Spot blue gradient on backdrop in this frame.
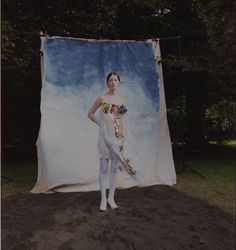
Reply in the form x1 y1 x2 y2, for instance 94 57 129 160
44 38 160 111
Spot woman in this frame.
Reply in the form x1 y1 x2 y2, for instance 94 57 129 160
88 72 144 211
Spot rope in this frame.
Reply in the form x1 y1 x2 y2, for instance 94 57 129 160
11 29 181 56
11 29 181 41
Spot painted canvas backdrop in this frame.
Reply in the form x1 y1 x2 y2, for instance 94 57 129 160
31 37 176 193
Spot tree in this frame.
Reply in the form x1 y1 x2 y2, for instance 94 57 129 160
2 0 235 148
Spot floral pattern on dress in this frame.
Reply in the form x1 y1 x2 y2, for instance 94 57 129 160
100 102 128 139
100 102 127 115
113 114 124 139
123 158 137 175
99 101 140 180
100 103 112 114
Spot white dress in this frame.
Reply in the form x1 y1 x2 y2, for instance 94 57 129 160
96 94 145 184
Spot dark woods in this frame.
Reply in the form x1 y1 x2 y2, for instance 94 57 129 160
2 0 236 154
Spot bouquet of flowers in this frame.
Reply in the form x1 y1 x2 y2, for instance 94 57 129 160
118 105 127 114
100 102 128 115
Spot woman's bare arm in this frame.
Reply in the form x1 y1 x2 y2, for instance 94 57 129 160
87 96 102 125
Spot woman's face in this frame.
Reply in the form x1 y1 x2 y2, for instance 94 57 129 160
107 74 120 90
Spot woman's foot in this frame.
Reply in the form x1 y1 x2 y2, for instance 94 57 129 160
99 199 107 211
107 198 119 209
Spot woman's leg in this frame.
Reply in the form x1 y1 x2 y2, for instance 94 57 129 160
99 158 109 211
108 158 119 209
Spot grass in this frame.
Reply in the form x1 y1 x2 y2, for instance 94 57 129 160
173 144 236 217
1 161 37 198
1 144 235 217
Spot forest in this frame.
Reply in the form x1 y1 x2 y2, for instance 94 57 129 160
2 3 236 246
2 0 236 151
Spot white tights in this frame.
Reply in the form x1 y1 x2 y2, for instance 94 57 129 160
99 158 119 210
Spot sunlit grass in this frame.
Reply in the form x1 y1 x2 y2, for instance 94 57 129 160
208 140 236 146
1 161 37 198
174 150 236 217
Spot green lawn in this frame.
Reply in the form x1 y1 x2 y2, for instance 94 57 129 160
1 161 37 198
173 144 236 217
1 144 235 217
174 161 235 216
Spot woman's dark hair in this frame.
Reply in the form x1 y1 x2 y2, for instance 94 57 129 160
106 72 120 83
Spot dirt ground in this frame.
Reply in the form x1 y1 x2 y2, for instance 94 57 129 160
1 185 235 250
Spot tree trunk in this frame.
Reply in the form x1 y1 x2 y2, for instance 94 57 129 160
185 72 208 148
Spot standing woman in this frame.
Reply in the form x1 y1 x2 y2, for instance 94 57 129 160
88 72 144 211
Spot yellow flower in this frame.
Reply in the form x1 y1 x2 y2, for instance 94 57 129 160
100 102 111 113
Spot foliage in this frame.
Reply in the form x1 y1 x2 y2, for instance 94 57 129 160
195 0 236 103
206 101 236 140
1 21 16 63
1 0 235 147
